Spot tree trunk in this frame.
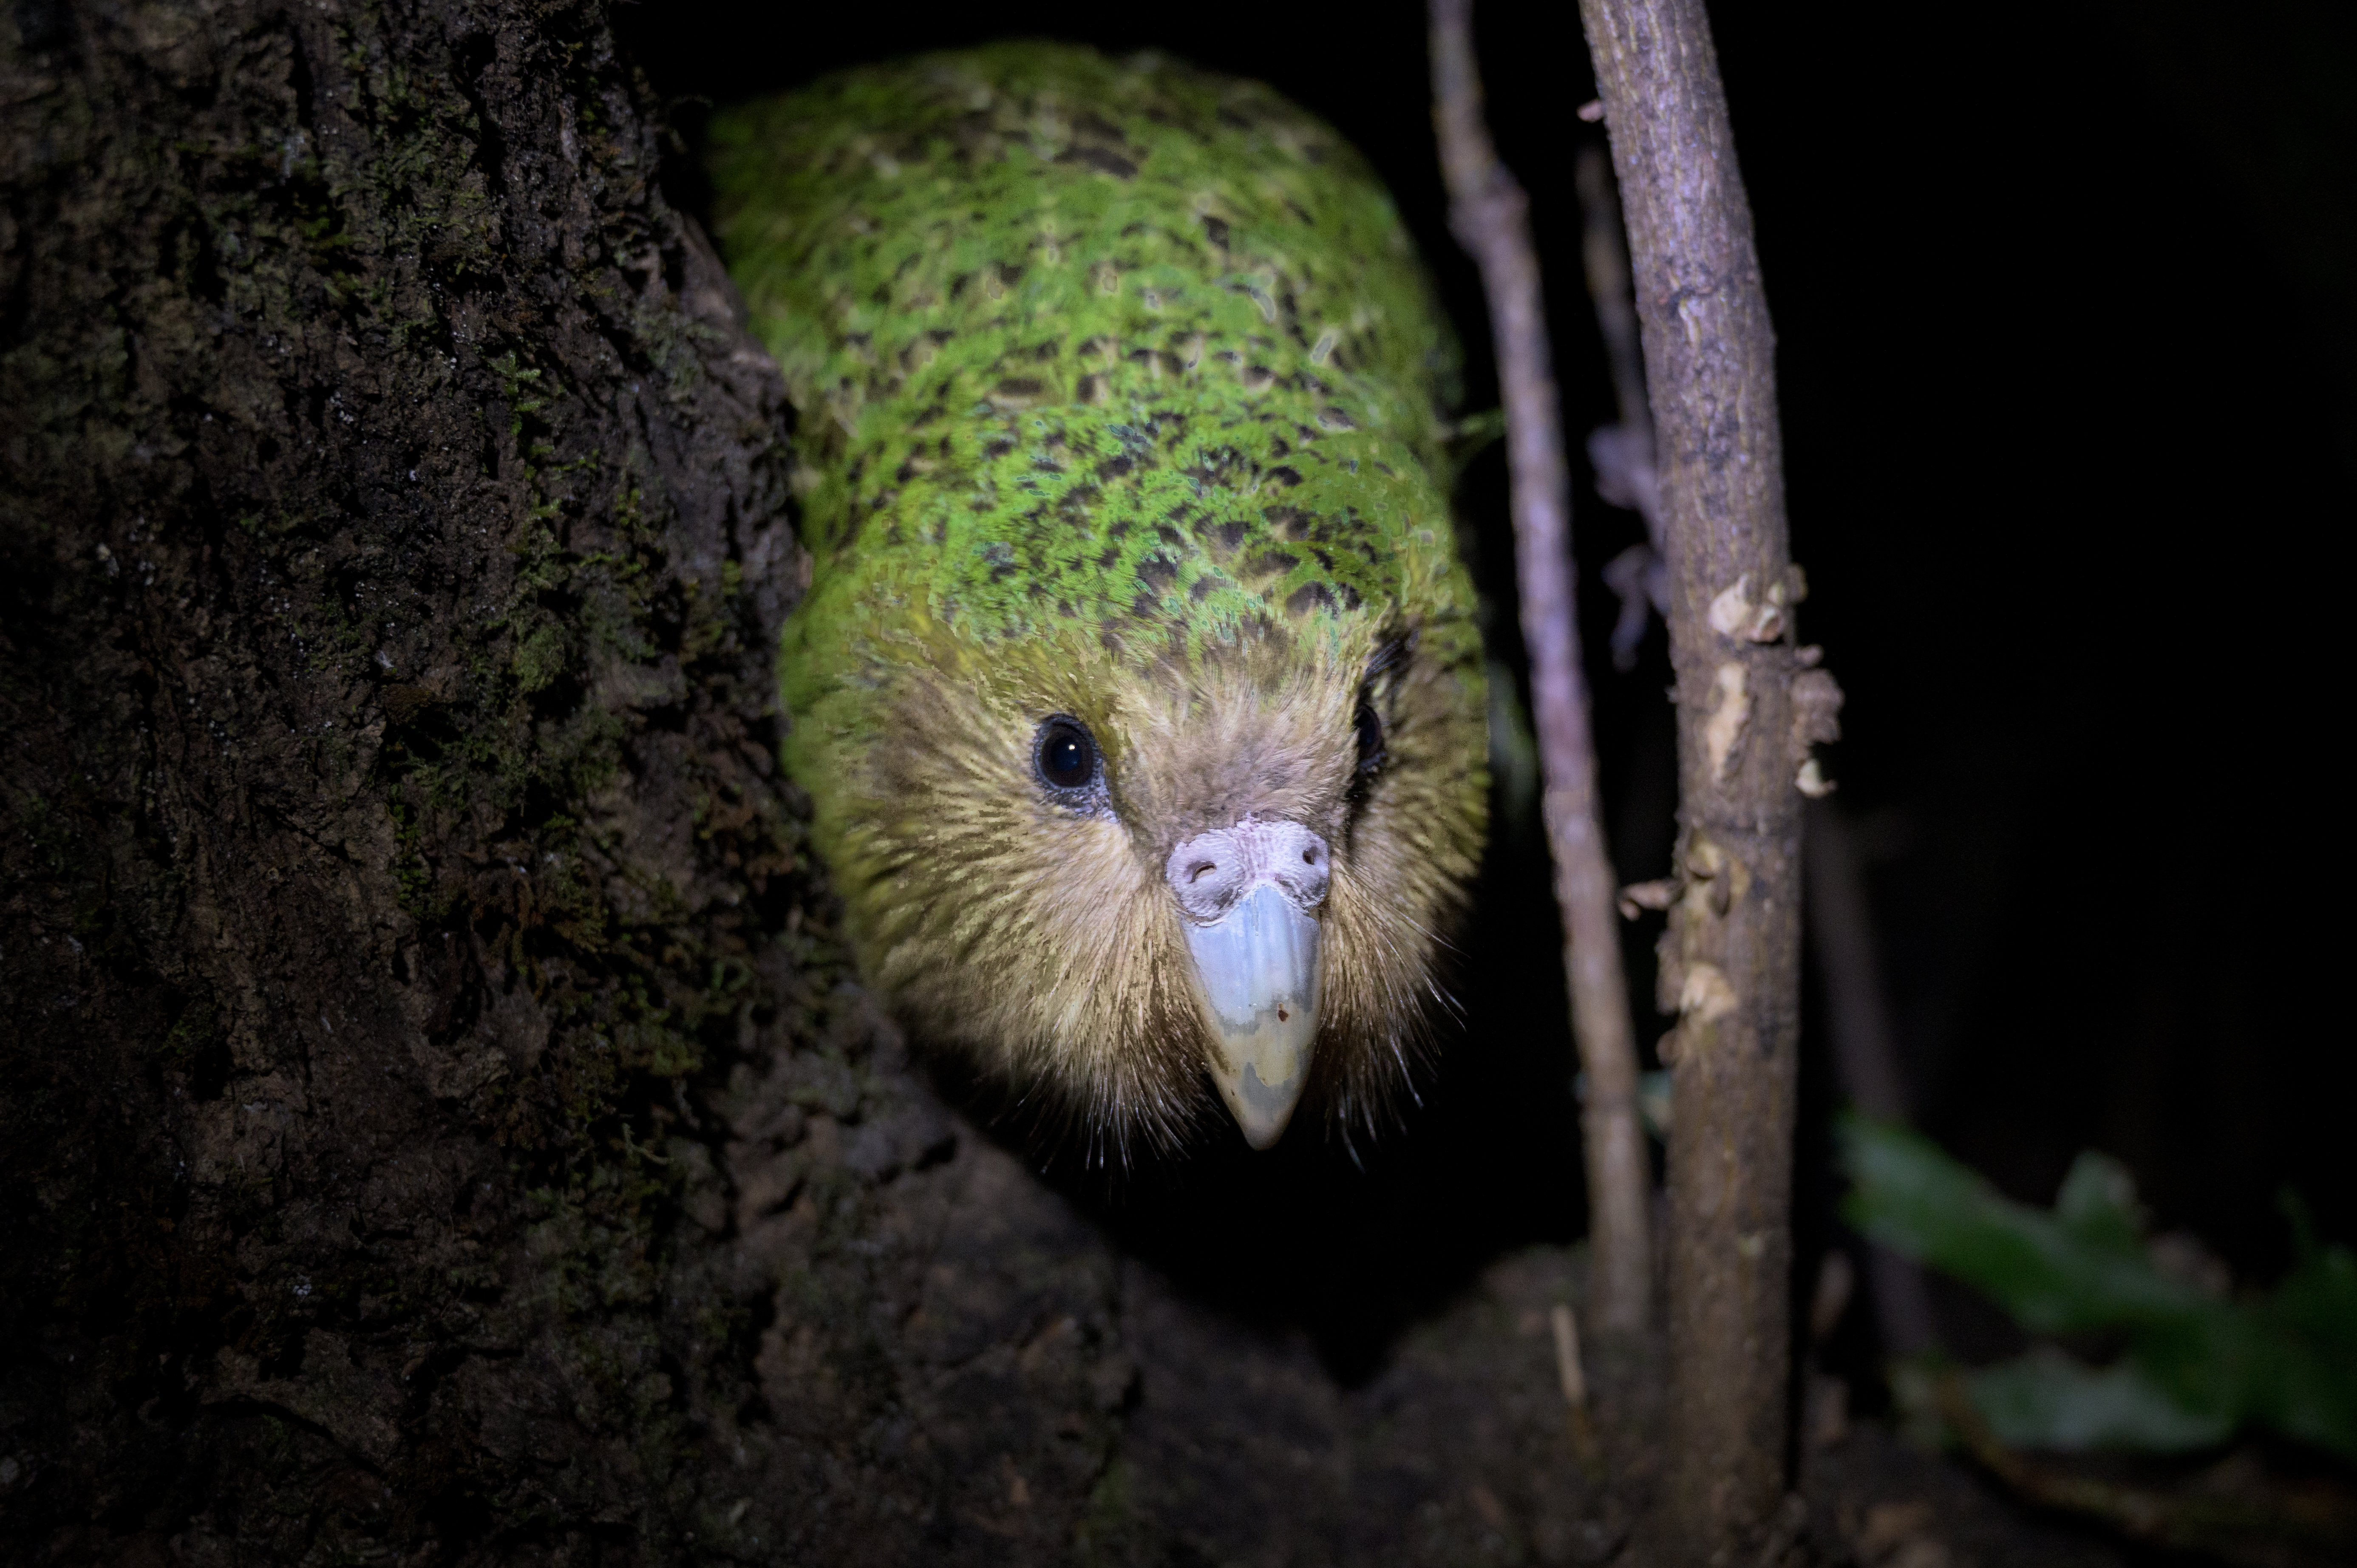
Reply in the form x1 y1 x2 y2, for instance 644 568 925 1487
1578 0 1827 1559
0 3 1132 1559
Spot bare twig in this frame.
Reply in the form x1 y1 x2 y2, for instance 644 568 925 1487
1551 1301 1603 1472
1579 0 1824 1555
1429 0 1652 1337
1575 147 1653 458
1803 800 1938 1356
1550 1302 1589 1409
1802 807 1906 1123
1574 147 1668 671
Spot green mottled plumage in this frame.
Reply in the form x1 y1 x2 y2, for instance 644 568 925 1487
711 44 1487 1155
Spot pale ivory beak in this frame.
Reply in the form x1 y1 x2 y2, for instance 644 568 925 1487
1181 885 1322 1147
1165 820 1331 1149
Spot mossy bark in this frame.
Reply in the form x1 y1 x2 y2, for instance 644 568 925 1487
0 2 1132 1560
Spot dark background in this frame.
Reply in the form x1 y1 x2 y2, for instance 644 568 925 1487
617 0 2354 1368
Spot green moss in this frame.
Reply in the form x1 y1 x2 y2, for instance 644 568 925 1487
513 621 570 694
1070 1457 1149 1565
161 996 219 1062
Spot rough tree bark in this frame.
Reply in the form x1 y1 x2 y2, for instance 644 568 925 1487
1578 0 1837 1559
0 2 1134 1560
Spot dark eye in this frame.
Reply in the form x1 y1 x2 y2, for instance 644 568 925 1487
1354 699 1386 778
1034 716 1099 793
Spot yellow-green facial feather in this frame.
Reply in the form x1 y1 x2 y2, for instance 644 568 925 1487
711 43 1488 1155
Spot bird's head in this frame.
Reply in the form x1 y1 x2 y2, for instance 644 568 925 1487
793 590 1486 1158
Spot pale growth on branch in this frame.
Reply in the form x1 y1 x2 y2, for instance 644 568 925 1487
1703 661 1751 781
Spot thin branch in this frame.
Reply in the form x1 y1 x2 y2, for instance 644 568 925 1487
1573 147 1668 671
1551 1302 1603 1474
1580 0 1825 1555
1574 146 1653 454
1429 0 1652 1337
1804 800 1938 1356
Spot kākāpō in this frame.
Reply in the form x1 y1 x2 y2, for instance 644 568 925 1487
709 42 1488 1160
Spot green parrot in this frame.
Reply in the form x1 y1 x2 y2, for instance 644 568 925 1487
709 43 1487 1158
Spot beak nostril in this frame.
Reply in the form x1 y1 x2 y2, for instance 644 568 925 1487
1166 822 1329 924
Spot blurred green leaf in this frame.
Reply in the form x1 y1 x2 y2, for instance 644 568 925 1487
1840 1113 2357 1461
2054 1152 2146 1257
1971 1346 2232 1451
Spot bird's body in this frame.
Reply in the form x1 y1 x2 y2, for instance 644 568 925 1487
711 44 1487 1158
